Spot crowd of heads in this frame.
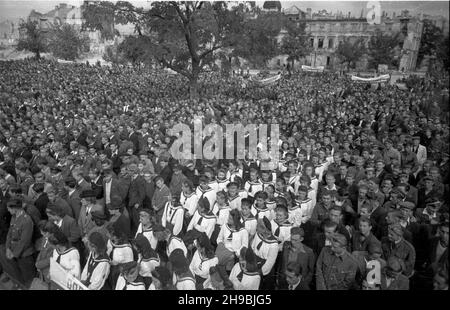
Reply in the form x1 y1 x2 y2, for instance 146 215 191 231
0 58 449 291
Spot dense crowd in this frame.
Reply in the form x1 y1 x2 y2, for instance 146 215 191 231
0 58 448 290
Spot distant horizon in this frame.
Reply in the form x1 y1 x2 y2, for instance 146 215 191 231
0 0 448 23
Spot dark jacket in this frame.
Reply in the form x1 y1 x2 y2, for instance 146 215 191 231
60 215 82 244
6 210 35 258
127 176 146 208
278 242 316 289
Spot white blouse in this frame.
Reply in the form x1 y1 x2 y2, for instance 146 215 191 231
52 247 81 279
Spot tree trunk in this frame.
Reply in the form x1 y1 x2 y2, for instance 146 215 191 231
189 60 200 99
189 77 199 99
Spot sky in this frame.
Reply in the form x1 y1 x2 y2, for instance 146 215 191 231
0 0 448 22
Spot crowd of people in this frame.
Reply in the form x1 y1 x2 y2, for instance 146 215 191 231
0 58 448 290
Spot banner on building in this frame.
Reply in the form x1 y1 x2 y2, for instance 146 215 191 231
49 258 89 290
250 73 282 86
351 74 390 83
301 65 325 72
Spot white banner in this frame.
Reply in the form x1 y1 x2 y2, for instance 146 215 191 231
250 74 282 86
49 258 89 290
301 65 324 72
351 74 390 82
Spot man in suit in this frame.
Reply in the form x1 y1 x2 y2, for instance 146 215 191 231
109 141 122 176
0 178 12 252
127 164 146 235
32 183 49 220
63 177 82 221
282 262 310 290
277 227 315 289
103 168 127 207
126 124 141 154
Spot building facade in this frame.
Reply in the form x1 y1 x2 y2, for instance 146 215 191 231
270 8 428 72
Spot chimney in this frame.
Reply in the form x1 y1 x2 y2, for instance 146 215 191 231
393 12 396 18
348 11 351 18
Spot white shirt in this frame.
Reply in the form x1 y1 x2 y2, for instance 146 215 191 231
173 273 196 290
80 253 110 290
180 192 198 217
251 233 278 276
105 179 112 205
217 225 249 255
115 275 145 290
189 250 218 280
52 247 81 279
187 211 217 238
212 203 231 227
229 263 261 290
106 240 134 266
162 202 184 236
135 224 158 250
167 235 188 258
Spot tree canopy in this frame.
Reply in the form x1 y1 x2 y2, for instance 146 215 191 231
367 30 403 69
48 24 90 61
280 20 311 67
334 37 367 69
17 20 48 59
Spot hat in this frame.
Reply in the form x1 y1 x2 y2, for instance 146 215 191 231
120 261 138 274
80 189 96 199
185 161 195 168
138 207 153 216
399 201 415 210
88 232 107 252
412 135 420 140
138 150 149 156
331 233 347 247
91 210 108 221
389 223 404 237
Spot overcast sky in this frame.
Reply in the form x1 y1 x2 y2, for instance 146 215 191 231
1 0 448 21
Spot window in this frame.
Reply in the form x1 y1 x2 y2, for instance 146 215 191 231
319 23 325 30
310 37 314 47
318 37 324 48
277 59 281 66
328 38 334 49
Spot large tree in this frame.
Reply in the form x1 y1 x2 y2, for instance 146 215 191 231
48 24 90 61
417 19 444 67
367 30 403 69
82 1 250 98
280 20 311 68
16 20 48 59
232 11 284 68
334 37 367 69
